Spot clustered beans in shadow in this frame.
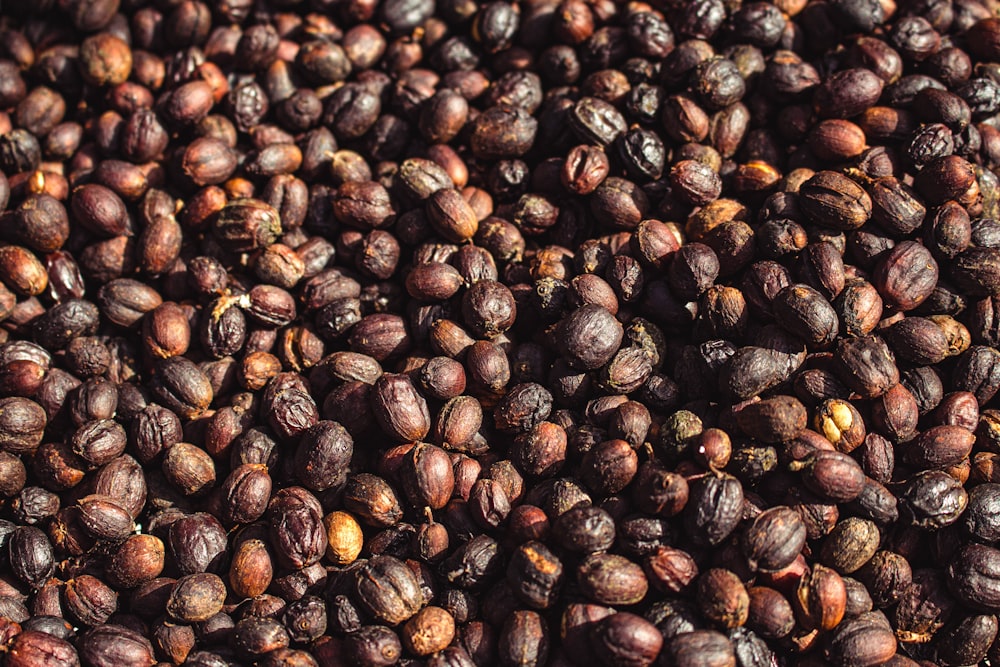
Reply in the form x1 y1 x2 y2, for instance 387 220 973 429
4 1 1000 667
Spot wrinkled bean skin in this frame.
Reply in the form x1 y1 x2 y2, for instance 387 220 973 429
0 1 998 666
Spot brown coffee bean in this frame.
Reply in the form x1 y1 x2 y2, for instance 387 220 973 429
577 553 648 606
506 540 563 609
403 606 456 656
736 395 808 443
0 396 47 454
820 517 881 574
681 473 744 547
798 171 872 230
267 487 327 570
498 610 548 667
494 383 552 433
219 463 271 525
904 424 975 469
791 450 867 503
558 304 624 370
162 442 216 496
935 612 998 666
671 159 722 206
797 241 846 301
469 478 511 529
324 511 364 566
884 317 950 365
401 442 455 510
743 506 807 571
167 573 227 623
809 119 867 161
213 198 282 252
71 184 131 239
813 398 866 453
294 420 353 493
946 543 1000 611
80 33 133 87
662 630 735 667
951 246 1000 297
0 451 25 498
141 302 191 359
406 262 465 301
461 279 516 338
796 563 847 632
232 617 290 659
229 538 273 599
64 574 118 626
747 587 795 639
511 421 567 477
873 241 939 311
371 373 430 442
0 245 47 298
641 546 697 597
814 68 884 119
355 555 423 625
432 395 483 452
900 470 969 529
71 419 126 468
856 550 912 609
5 630 79 667
553 505 615 554
833 335 900 399
470 105 538 160
9 525 54 587
150 357 213 419
427 188 479 243
254 243 306 289
344 473 404 527
107 534 165 589
697 568 749 629
825 612 897 667
593 612 663 667
915 155 977 204
78 624 156 667
562 144 610 195
773 284 840 347
77 494 134 541
343 625 401 666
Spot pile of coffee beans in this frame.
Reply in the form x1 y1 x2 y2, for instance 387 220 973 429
5 0 1000 665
